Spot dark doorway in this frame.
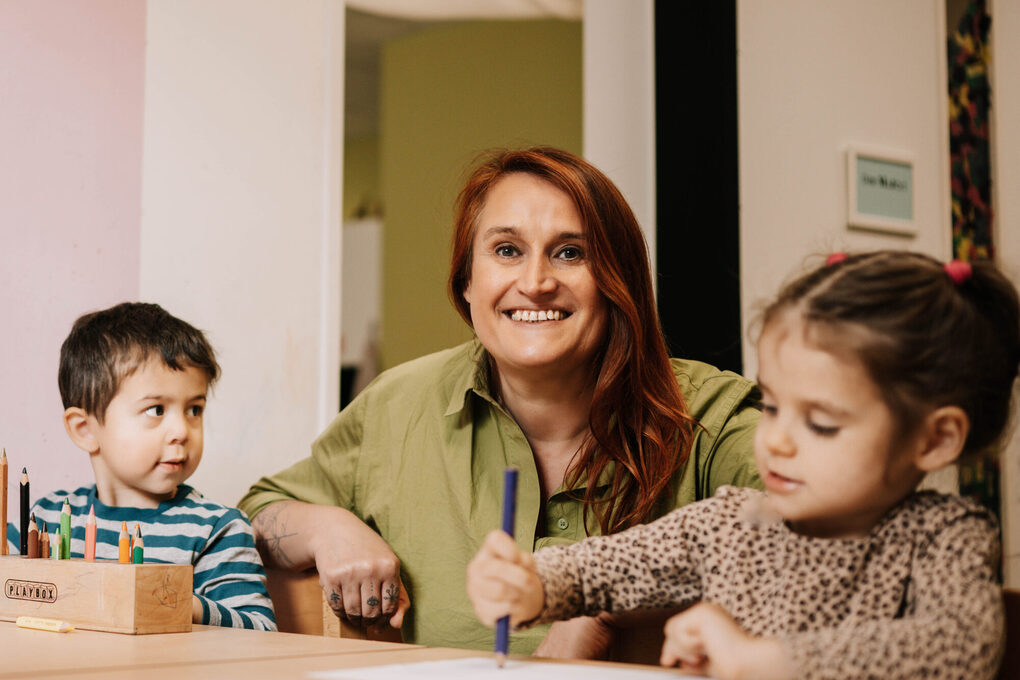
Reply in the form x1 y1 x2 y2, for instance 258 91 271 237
654 1 742 375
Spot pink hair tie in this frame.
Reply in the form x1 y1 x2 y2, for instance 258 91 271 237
825 252 847 266
944 260 973 285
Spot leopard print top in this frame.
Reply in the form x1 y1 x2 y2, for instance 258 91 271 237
532 486 1004 680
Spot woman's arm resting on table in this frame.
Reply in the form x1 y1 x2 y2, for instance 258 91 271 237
250 500 409 630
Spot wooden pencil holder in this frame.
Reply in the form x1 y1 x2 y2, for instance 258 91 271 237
0 556 192 634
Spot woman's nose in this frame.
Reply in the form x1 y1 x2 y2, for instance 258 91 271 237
518 256 557 296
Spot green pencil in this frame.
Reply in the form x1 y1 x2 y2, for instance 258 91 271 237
59 498 71 559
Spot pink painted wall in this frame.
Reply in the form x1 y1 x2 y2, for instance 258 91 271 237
0 1 146 537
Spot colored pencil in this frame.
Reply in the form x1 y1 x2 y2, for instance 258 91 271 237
118 521 130 563
1 448 7 555
59 498 71 559
16 616 75 633
84 504 97 561
495 466 519 668
39 521 49 559
132 524 144 564
49 531 59 560
26 513 39 558
19 468 29 556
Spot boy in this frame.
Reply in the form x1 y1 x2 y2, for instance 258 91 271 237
7 302 275 630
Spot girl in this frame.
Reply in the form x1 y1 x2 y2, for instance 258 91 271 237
467 250 1018 679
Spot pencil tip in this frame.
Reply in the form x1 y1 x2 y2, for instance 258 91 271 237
22 467 27 473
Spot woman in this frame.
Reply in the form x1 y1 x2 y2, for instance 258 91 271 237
238 147 761 655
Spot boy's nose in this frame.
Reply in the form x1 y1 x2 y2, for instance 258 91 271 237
164 414 189 444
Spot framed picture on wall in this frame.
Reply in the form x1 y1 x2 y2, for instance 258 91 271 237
846 145 916 236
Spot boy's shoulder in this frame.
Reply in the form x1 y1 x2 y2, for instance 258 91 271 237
163 485 252 525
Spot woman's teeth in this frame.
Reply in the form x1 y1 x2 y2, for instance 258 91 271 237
509 310 563 322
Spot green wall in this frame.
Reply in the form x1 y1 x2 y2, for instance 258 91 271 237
343 135 381 220
380 20 582 369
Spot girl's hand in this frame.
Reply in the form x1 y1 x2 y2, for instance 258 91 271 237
660 602 794 680
467 529 544 627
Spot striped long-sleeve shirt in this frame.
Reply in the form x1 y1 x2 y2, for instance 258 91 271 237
6 484 276 631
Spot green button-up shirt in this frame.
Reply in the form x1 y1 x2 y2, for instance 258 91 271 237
239 340 761 653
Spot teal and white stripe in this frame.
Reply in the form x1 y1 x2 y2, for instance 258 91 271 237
8 484 275 631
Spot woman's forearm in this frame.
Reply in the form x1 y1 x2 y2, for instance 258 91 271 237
251 500 359 571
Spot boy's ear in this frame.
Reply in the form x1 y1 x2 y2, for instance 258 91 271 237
913 406 969 472
63 407 100 454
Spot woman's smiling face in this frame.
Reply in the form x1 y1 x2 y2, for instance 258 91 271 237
463 172 608 378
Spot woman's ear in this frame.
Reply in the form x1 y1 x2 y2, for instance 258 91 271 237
914 406 970 472
63 407 100 454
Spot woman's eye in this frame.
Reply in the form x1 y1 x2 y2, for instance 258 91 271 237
188 405 204 417
760 403 777 417
145 405 164 417
495 244 519 258
557 246 582 261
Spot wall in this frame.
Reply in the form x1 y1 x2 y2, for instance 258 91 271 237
990 0 1020 587
139 0 343 506
379 20 582 369
738 0 952 381
0 1 146 517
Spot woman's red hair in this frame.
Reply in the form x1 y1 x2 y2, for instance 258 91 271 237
448 147 695 534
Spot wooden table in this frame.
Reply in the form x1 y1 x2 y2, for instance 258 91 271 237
1 621 678 679
1 622 412 679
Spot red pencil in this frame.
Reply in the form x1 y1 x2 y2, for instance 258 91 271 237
84 505 97 561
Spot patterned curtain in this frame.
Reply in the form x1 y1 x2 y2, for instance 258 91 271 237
949 0 999 527
948 0 992 261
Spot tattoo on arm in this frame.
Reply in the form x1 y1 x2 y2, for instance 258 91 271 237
252 503 300 569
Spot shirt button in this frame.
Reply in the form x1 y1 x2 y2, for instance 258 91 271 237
557 518 569 530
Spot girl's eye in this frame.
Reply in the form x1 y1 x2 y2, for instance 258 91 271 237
760 403 777 417
145 405 164 417
808 421 839 437
495 244 519 258
556 246 583 261
188 405 204 417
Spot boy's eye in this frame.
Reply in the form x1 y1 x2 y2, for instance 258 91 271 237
145 405 164 417
188 405 204 417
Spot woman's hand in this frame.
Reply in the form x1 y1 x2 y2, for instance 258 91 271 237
251 500 409 630
467 529 544 627
661 602 793 680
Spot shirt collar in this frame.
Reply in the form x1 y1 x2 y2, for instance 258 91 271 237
444 338 495 416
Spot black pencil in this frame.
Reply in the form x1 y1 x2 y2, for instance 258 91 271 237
19 468 29 556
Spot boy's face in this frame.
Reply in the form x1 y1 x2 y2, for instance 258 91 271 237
83 358 208 508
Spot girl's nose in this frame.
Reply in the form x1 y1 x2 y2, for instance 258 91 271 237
762 419 795 457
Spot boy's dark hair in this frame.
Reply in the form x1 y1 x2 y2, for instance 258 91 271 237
762 250 1020 457
58 302 220 422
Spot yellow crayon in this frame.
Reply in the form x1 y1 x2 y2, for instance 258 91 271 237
16 616 75 633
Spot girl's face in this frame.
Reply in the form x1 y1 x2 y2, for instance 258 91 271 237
462 173 608 380
753 314 926 538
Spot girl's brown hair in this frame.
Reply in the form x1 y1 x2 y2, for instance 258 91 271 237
762 251 1020 455
449 147 695 533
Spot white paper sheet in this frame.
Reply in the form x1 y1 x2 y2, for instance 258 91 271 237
308 656 700 679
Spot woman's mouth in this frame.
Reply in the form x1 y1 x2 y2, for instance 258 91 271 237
506 309 569 322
